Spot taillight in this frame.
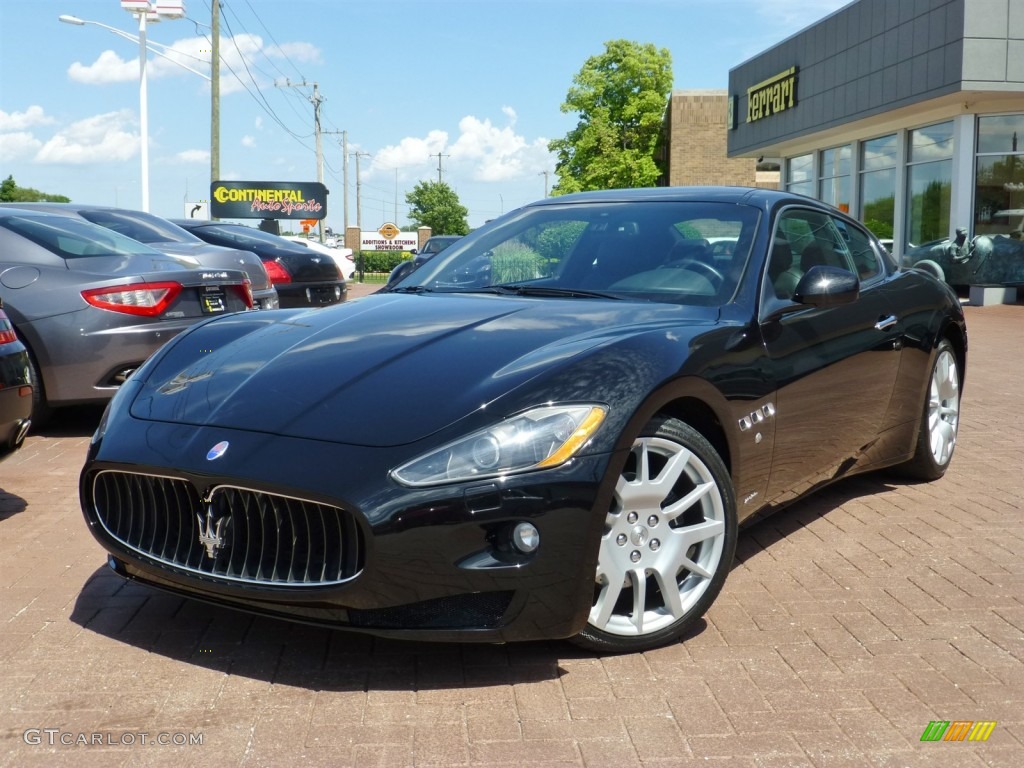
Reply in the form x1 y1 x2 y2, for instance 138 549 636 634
235 279 254 309
262 260 292 285
81 281 182 316
0 309 17 344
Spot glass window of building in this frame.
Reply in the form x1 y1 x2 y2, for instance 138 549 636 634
859 134 897 242
818 145 852 213
906 122 953 249
975 114 1024 239
786 154 814 197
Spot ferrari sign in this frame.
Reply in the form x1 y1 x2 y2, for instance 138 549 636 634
210 181 327 220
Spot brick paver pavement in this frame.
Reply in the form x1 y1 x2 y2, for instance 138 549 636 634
1 289 1022 767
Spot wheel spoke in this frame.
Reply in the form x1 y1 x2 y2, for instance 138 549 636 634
662 479 716 522
629 569 647 633
653 567 685 620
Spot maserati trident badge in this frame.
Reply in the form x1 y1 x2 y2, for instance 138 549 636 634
197 506 230 559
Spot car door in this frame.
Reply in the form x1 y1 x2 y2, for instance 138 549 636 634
757 206 903 506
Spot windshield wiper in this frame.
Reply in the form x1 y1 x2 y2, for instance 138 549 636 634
388 285 434 294
487 284 621 300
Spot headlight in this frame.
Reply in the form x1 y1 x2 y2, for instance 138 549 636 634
391 404 606 487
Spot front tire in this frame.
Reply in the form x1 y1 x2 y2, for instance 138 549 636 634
894 339 961 480
572 416 737 653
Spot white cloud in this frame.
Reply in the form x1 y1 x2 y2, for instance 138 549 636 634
450 115 552 182
0 132 43 163
369 112 554 185
175 148 209 163
68 49 137 84
0 106 55 131
241 135 256 148
371 131 449 177
35 110 139 164
267 41 322 64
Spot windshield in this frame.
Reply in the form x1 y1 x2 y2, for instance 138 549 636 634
394 200 760 306
80 209 201 245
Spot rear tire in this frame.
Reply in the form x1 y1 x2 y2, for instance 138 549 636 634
23 345 51 431
572 416 737 653
894 339 960 480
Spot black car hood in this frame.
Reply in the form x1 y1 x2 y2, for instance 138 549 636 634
129 293 718 447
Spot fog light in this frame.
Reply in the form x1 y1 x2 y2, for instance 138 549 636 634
511 522 539 554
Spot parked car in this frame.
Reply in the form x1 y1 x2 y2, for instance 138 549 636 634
279 234 357 279
172 220 347 308
0 296 32 458
0 208 253 426
80 187 966 653
905 227 1024 288
2 204 279 310
387 234 463 285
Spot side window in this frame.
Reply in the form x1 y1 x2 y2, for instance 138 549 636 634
831 217 883 281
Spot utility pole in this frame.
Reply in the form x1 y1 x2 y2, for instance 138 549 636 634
540 170 550 198
434 151 450 183
351 151 370 230
210 0 220 200
277 79 324 238
323 129 347 233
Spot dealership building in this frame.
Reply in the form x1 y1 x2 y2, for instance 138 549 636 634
709 0 1024 266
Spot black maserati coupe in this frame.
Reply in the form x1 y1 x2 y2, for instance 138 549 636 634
79 187 966 653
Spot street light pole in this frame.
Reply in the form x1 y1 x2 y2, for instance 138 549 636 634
59 2 188 212
137 10 150 211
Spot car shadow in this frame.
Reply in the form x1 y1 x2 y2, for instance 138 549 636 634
0 488 27 521
32 405 105 439
65 471 898 691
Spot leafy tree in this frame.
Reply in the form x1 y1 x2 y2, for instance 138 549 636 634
549 40 673 195
0 175 71 203
405 181 470 235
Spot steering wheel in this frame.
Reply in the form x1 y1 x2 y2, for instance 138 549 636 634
670 259 725 287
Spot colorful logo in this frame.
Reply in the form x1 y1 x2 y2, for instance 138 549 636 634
920 721 996 742
206 441 229 460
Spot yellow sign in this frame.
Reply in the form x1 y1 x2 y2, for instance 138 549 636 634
747 67 797 123
378 222 400 239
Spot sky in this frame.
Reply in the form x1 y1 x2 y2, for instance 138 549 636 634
0 0 852 231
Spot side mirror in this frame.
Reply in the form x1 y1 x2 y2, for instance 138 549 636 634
793 265 859 307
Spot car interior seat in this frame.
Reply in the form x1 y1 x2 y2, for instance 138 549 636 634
769 237 802 300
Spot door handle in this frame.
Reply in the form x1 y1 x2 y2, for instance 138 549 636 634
874 315 898 331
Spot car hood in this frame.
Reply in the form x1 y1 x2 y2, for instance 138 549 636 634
149 241 272 292
129 293 718 447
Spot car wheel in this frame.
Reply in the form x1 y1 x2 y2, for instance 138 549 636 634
20 341 51 431
573 416 737 653
894 339 961 480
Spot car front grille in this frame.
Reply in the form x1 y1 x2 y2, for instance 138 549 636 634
89 470 363 586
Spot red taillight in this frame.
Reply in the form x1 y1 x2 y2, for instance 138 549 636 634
0 309 16 344
236 279 254 309
262 259 292 285
81 281 182 317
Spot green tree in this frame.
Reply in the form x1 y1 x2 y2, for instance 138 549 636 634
0 175 71 203
548 40 673 195
405 181 470 235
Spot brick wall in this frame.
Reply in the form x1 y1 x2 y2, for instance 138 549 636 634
665 91 777 188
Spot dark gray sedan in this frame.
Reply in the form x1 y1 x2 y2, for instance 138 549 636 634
2 204 279 310
0 208 253 426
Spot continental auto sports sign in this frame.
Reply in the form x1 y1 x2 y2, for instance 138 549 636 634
210 181 327 219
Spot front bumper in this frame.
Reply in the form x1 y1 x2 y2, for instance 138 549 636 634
80 421 613 643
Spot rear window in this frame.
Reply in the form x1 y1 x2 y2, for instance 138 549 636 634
0 214 160 259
